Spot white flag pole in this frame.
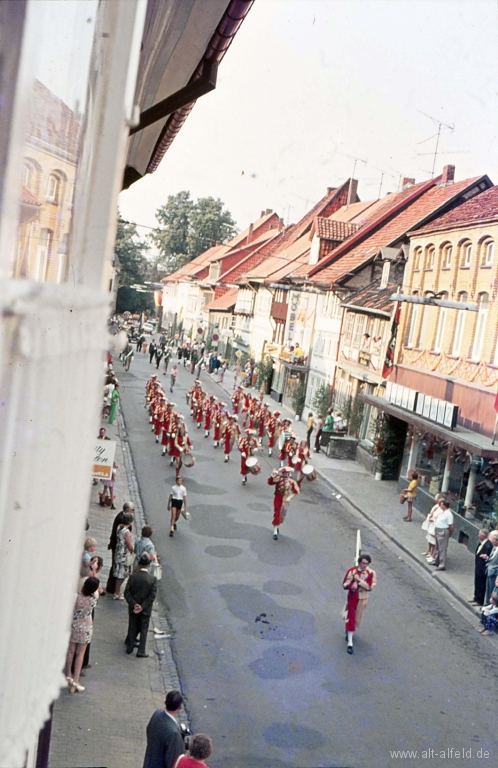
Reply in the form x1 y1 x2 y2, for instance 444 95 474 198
355 530 362 565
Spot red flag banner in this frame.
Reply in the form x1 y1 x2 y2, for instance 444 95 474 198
382 302 401 379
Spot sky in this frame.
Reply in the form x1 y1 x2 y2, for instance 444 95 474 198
118 0 498 243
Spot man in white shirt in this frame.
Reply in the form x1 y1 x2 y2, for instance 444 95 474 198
433 500 454 572
168 477 188 537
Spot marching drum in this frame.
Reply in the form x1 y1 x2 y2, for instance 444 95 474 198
246 456 262 475
302 464 317 482
183 453 196 468
291 454 300 465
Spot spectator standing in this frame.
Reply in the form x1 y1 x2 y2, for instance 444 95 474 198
173 735 212 768
483 530 498 602
314 414 324 453
163 348 171 375
106 501 135 594
149 340 157 364
470 529 494 606
143 690 185 768
124 554 157 657
65 577 100 693
155 346 164 370
432 500 454 572
402 472 419 522
113 512 134 599
108 383 120 424
134 525 158 570
306 412 314 449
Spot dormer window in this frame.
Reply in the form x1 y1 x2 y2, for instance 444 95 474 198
380 261 390 289
208 262 220 281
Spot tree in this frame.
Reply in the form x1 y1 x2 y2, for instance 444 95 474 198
312 383 331 417
114 215 154 314
150 191 237 273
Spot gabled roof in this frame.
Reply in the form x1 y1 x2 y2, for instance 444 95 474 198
413 183 498 235
301 175 490 287
219 228 286 283
242 180 356 283
161 210 281 284
203 287 238 311
315 218 360 240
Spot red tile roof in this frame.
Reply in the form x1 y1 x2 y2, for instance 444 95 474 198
219 228 286 283
413 182 497 235
21 185 41 206
315 218 360 240
203 287 238 311
301 176 487 287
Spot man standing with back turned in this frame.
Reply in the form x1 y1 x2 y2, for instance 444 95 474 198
143 690 184 768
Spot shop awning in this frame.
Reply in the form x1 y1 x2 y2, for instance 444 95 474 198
359 393 498 458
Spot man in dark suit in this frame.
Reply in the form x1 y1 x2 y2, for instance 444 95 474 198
106 501 135 594
143 690 184 768
484 530 498 603
470 529 494 606
124 554 157 657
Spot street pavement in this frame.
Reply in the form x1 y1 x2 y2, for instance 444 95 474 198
49 351 498 768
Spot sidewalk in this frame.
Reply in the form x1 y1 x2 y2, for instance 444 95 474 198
208 366 485 619
48 413 187 768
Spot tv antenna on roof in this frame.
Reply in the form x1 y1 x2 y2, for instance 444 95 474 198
345 154 367 179
417 112 454 179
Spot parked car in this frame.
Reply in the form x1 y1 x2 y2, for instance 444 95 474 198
142 322 154 333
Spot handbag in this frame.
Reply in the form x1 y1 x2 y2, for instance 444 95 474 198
421 518 429 531
399 492 407 505
125 551 135 567
150 561 163 581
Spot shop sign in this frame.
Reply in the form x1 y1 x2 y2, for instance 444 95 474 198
92 440 116 479
358 350 371 367
385 382 458 430
287 292 300 343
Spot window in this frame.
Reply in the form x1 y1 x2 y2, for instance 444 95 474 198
452 292 467 356
412 247 422 270
471 293 489 361
406 304 419 348
461 242 472 268
352 314 366 348
433 303 447 353
46 174 59 203
482 240 494 267
441 243 453 269
343 313 355 345
380 261 390 289
22 164 32 189
425 245 435 270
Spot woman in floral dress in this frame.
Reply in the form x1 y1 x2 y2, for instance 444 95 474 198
112 512 134 599
65 577 100 692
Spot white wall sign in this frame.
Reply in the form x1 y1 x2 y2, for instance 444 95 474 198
92 440 116 479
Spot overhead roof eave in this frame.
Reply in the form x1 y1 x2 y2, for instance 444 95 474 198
124 0 254 188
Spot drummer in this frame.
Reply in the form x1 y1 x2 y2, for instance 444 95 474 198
293 439 311 487
222 415 241 463
238 429 258 486
267 466 300 540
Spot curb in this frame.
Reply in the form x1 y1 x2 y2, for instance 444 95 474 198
117 406 191 731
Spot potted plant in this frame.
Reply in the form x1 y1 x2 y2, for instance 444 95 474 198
291 379 307 420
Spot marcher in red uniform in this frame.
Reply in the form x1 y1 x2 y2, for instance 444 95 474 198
293 440 311 486
203 395 216 438
342 554 376 654
257 403 268 444
213 403 223 448
195 393 205 429
266 410 280 457
173 422 193 479
153 395 166 443
161 402 175 457
231 386 242 415
222 416 240 462
238 429 257 485
267 467 300 540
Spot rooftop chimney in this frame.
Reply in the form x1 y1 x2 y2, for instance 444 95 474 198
401 177 415 189
260 210 265 218
265 208 273 215
346 178 358 207
278 218 284 232
441 165 455 184
327 186 335 194
246 223 253 244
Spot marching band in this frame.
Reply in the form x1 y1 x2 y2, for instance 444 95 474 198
144 377 316 539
